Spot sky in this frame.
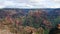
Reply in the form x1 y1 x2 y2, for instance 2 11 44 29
0 0 60 8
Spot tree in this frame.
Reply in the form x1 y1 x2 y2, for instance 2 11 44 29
53 16 60 27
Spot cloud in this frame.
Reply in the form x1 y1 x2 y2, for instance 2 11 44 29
0 0 60 8
0 0 35 8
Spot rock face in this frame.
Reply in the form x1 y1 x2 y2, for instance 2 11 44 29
0 29 14 34
0 25 15 34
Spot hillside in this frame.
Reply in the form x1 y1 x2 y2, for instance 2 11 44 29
0 8 60 34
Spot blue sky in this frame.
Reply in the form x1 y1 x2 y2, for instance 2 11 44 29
0 0 60 8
